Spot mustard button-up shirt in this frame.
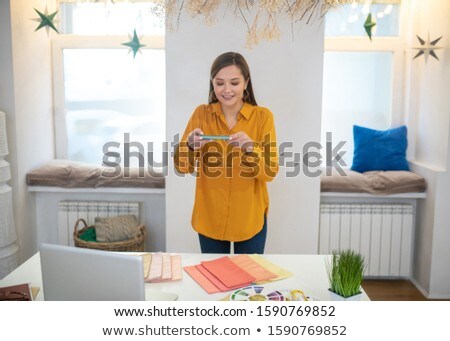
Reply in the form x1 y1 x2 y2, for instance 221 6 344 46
175 102 279 242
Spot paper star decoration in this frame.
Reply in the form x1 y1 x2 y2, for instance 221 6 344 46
364 13 376 41
122 30 146 58
412 34 443 62
32 7 59 35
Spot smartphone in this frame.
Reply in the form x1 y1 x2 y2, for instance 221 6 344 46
200 135 231 140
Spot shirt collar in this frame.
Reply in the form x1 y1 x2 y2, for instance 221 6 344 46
212 102 254 120
240 102 254 120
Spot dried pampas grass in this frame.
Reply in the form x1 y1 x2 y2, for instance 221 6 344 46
150 0 354 48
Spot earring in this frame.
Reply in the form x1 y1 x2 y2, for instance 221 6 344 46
243 89 249 101
210 90 218 102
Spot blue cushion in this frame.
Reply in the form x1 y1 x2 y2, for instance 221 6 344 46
351 125 410 173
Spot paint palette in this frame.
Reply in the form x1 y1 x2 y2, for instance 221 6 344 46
229 286 317 301
230 286 285 301
279 289 316 301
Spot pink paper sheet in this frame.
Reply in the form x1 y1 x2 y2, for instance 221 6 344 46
150 253 181 283
170 255 182 281
146 252 163 282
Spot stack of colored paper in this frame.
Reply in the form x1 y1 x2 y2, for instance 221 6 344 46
142 253 182 283
184 254 292 294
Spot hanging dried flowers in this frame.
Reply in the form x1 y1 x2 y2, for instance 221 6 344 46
149 0 355 49
64 0 357 48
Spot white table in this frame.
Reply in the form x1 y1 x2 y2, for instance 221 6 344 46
0 252 370 301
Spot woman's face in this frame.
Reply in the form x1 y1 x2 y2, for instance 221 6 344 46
212 65 248 110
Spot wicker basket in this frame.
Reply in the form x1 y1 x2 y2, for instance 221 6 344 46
73 218 146 252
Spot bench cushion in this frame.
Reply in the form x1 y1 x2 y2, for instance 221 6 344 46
26 159 165 188
321 168 426 195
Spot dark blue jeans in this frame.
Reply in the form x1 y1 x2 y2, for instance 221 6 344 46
198 216 267 254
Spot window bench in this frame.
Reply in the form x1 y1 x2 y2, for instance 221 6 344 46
319 169 426 279
27 160 166 252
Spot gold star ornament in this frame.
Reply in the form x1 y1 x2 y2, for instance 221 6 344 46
412 33 443 62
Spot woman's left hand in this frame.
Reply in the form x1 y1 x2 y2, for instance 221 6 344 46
228 131 254 153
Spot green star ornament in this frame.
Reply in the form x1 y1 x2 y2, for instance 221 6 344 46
122 30 146 58
364 13 376 41
33 7 59 35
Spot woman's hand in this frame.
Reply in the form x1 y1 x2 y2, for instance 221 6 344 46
229 131 254 153
187 128 207 150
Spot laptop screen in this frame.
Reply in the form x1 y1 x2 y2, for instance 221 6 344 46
40 243 145 301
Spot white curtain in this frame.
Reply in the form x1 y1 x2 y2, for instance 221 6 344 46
0 111 19 279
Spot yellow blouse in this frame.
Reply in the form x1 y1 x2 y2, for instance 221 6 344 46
174 102 279 242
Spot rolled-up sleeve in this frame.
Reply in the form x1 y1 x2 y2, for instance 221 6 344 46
173 106 203 174
241 109 279 182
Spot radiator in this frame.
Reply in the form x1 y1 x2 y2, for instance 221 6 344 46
58 201 140 246
319 203 414 277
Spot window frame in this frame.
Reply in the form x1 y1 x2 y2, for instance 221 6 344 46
322 2 408 166
323 36 405 127
51 35 165 160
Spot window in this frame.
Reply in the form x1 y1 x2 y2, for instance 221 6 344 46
325 2 400 37
321 1 403 167
53 1 165 166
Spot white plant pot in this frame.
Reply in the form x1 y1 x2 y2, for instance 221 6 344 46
327 289 363 301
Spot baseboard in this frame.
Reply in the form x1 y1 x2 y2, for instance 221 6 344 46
410 277 450 299
409 277 430 298
363 276 410 280
410 277 450 300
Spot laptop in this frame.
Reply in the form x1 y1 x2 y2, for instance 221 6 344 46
40 243 177 301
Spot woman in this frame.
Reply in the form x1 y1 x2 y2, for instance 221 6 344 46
175 52 278 254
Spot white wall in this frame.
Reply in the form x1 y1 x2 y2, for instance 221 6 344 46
406 0 450 298
408 2 450 169
5 0 56 262
166 7 324 253
431 138 450 297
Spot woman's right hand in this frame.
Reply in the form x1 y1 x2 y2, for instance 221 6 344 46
187 128 207 150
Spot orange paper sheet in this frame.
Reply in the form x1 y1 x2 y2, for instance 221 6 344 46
200 256 255 288
183 266 221 294
196 265 243 292
230 254 277 282
249 254 293 283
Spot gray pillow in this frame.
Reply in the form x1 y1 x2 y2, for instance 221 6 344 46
94 214 139 242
